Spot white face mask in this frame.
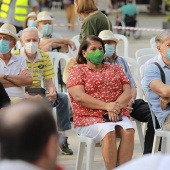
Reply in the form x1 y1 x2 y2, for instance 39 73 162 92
25 42 38 54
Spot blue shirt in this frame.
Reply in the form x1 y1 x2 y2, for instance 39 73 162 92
120 3 137 19
106 56 137 88
142 57 170 126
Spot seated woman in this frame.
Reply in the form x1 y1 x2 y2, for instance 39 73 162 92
66 35 134 169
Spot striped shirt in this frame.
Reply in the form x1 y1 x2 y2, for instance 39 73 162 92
106 56 137 88
13 48 55 88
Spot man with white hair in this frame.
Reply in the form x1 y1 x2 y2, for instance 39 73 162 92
0 23 32 103
36 11 76 53
13 27 73 155
143 30 170 130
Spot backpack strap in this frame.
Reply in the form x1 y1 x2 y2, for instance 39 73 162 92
154 62 165 84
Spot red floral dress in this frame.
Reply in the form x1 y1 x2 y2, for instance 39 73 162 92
67 63 130 128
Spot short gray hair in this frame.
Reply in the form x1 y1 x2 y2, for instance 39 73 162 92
21 27 39 38
155 30 170 46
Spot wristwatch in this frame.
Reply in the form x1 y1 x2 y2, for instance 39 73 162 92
4 74 9 79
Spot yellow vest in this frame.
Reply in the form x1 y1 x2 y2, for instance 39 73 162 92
0 0 28 22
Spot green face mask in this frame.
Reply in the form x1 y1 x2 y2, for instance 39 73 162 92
86 50 104 65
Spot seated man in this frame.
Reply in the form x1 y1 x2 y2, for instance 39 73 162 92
36 11 76 52
13 27 73 155
0 100 64 170
0 23 32 103
143 30 170 130
98 30 155 154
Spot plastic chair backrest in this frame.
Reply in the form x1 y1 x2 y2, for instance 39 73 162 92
46 52 70 91
135 48 159 60
68 35 80 58
141 78 157 130
150 37 157 48
114 34 129 58
137 54 155 67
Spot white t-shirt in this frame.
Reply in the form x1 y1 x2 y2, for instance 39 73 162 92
0 55 28 98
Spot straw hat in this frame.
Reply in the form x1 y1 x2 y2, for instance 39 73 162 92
26 12 37 19
36 11 54 23
98 30 119 43
0 23 18 40
63 57 77 84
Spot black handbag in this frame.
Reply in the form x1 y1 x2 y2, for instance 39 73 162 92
25 87 46 97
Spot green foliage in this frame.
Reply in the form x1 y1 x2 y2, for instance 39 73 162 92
165 0 170 6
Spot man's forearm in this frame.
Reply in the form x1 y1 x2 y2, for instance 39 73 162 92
5 74 32 86
0 75 16 87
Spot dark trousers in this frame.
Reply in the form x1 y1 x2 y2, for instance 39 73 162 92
130 99 160 154
0 82 10 109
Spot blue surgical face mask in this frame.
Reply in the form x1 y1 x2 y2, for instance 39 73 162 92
104 44 115 58
166 49 170 60
42 24 53 36
0 40 10 54
27 20 36 27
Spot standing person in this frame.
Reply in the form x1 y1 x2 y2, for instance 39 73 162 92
98 30 157 154
0 82 10 109
95 0 113 16
67 35 134 169
0 0 38 33
0 100 64 170
63 0 76 31
74 0 113 43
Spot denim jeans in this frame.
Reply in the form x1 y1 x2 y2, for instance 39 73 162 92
56 92 71 131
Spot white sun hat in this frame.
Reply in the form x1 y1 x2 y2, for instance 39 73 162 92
36 11 54 23
98 30 119 43
0 23 18 40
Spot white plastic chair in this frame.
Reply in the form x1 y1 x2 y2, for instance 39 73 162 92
135 48 159 60
137 54 155 68
141 81 170 154
46 52 70 92
150 37 157 48
68 35 80 58
76 118 145 170
76 136 105 170
114 34 129 58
